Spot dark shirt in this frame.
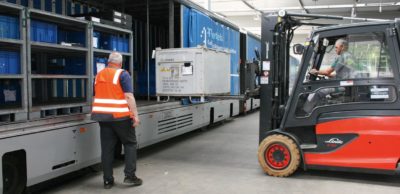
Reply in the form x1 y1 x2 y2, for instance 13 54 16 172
120 71 133 93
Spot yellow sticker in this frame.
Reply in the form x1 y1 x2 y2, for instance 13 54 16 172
160 67 171 72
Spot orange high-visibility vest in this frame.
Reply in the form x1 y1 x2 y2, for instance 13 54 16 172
92 67 132 119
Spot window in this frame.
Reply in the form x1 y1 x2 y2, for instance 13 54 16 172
304 32 393 82
295 85 396 117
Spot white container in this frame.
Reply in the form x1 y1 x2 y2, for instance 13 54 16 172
156 47 231 97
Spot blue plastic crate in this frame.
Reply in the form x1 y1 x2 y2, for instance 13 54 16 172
108 35 119 51
55 0 63 14
68 79 73 97
99 33 110 50
38 0 62 14
31 20 58 43
0 50 20 74
47 58 65 74
0 15 19 39
74 3 81 15
100 34 115 51
8 51 20 74
90 7 98 13
0 80 21 106
33 0 41 9
118 37 129 52
66 0 72 15
67 57 86 75
56 79 63 97
0 51 8 74
96 33 129 52
76 79 82 97
21 0 29 6
45 0 52 12
82 4 88 14
92 31 100 48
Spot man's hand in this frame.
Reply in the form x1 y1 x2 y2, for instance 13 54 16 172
309 68 319 75
132 116 140 128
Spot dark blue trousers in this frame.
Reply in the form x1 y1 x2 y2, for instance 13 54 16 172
99 119 137 182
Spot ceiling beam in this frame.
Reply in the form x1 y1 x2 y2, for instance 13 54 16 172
298 0 308 14
212 2 400 13
241 0 262 14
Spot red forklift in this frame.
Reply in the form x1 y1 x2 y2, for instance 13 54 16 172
258 10 400 177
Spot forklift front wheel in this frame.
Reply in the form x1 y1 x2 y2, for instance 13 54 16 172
257 134 301 177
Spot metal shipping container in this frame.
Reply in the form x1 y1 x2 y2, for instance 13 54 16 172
156 47 230 97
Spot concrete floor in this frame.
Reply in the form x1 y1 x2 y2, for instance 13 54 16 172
35 111 400 194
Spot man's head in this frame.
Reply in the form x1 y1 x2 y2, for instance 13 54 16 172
335 39 348 55
108 52 123 68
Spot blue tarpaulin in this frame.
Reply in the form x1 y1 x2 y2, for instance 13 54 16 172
246 35 261 62
181 5 240 95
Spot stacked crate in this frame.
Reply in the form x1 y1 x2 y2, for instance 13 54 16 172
0 1 133 121
27 7 90 119
4 0 99 16
91 22 133 79
0 2 27 123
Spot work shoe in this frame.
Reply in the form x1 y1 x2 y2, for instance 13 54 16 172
123 176 143 186
104 180 114 189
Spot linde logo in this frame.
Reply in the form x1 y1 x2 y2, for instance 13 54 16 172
324 138 344 144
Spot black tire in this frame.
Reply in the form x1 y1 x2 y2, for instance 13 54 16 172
3 155 26 194
257 134 301 177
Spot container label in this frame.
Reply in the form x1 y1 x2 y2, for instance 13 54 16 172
114 11 122 17
93 37 99 48
4 89 16 102
159 63 189 93
260 76 268 84
113 18 122 23
262 61 270 71
96 63 105 73
91 17 101 23
182 65 193 75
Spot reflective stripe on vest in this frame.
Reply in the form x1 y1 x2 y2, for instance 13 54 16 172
92 67 131 118
92 107 130 113
94 98 128 105
113 69 123 85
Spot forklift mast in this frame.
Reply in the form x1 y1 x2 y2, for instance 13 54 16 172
259 13 296 142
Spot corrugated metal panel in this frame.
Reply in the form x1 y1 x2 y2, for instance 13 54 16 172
181 5 240 95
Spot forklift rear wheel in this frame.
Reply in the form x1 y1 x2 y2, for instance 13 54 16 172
258 134 300 177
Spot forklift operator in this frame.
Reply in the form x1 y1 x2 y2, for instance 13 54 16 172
303 39 355 113
309 38 354 79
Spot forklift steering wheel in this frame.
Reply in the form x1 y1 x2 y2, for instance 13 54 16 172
308 72 326 80
308 72 326 81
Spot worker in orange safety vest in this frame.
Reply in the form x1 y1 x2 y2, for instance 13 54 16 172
91 51 142 189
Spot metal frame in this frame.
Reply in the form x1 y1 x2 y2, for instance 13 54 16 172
0 2 134 121
26 7 91 120
0 2 28 122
